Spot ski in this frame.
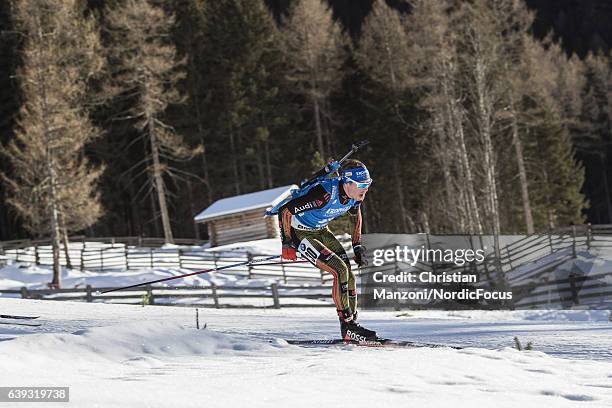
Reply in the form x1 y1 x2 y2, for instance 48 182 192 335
0 314 40 320
285 339 463 349
0 321 41 327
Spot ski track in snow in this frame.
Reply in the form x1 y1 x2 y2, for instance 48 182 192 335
1 298 612 407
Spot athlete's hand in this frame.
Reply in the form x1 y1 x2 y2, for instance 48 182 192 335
353 245 368 267
282 244 297 261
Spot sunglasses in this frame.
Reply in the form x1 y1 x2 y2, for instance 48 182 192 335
346 177 373 189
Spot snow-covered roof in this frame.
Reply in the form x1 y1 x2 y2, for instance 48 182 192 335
194 185 297 223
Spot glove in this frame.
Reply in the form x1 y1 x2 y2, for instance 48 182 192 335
282 244 297 261
353 245 368 267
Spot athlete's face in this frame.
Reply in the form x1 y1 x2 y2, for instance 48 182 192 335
344 181 369 201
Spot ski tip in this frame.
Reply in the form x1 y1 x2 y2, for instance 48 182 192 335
0 314 40 320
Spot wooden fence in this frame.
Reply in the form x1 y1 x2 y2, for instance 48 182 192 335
0 237 332 283
353 224 612 310
0 284 334 309
2 225 612 309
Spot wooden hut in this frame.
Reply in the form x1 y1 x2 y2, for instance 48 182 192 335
194 185 296 247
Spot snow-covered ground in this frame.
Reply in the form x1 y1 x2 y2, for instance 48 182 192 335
1 298 612 407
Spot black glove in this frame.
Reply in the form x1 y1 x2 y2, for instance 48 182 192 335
352 244 368 267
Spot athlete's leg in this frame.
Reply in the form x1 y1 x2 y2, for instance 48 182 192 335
294 229 352 318
318 228 357 315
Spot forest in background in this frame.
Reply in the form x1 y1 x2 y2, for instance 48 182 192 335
0 0 611 245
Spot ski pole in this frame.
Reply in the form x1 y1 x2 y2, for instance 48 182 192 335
100 255 283 294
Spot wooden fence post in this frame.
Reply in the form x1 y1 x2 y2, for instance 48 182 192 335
506 246 513 270
86 285 93 303
178 249 183 269
271 283 280 309
213 252 218 270
124 244 129 270
211 283 219 309
548 229 554 254
247 252 253 279
34 244 40 265
586 223 592 250
20 287 29 299
146 285 155 305
569 273 579 305
320 268 325 284
100 248 104 272
80 246 85 271
281 262 287 284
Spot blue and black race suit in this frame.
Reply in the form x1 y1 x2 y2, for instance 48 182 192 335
278 177 363 318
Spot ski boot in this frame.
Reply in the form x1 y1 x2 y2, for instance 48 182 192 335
339 310 377 342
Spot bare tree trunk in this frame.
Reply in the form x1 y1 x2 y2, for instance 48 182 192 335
420 211 431 234
439 63 482 234
481 121 502 268
434 112 459 229
59 212 72 269
36 19 61 287
510 98 534 234
542 168 555 229
475 56 500 240
46 154 61 287
148 113 174 243
149 187 161 237
452 101 483 234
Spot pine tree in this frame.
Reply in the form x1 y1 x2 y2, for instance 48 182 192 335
500 31 588 231
281 0 345 159
1 0 104 286
0 1 22 240
104 0 202 244
352 1 423 233
201 0 300 198
401 0 484 234
575 53 612 223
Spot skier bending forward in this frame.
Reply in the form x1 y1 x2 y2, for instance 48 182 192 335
277 160 377 341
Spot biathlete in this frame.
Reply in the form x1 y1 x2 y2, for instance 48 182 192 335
273 159 377 342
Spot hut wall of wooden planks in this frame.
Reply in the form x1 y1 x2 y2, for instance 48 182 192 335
206 209 279 246
194 185 296 247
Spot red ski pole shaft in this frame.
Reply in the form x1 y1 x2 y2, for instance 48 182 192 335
101 255 282 294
